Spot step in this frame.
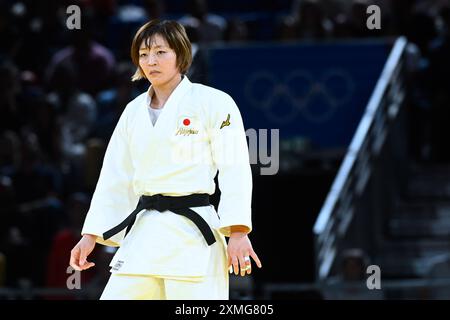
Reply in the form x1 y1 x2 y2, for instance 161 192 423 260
379 238 450 253
388 200 450 238
392 200 450 219
388 216 450 238
404 164 450 199
404 180 450 199
376 239 450 277
408 163 450 177
377 254 450 278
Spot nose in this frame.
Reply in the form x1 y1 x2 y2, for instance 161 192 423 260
147 53 157 65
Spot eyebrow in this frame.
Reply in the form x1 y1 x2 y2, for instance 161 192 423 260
139 45 167 51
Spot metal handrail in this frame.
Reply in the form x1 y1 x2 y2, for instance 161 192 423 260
313 37 408 281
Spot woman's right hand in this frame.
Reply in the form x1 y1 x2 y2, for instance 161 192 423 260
69 234 97 271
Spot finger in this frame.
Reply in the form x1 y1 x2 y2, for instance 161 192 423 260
70 248 81 271
244 254 252 275
80 262 95 270
238 255 247 277
79 248 88 266
250 250 262 268
231 256 239 275
244 254 251 266
70 259 80 271
227 252 233 273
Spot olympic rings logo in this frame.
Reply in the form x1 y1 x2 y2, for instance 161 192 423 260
244 69 355 124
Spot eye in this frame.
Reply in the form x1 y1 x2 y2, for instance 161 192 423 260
139 53 147 57
157 50 166 55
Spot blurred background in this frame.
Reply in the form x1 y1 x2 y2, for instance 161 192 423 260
1 0 450 300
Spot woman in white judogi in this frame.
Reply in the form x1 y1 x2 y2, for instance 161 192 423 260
69 19 262 300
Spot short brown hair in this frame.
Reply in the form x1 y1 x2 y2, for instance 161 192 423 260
130 20 192 81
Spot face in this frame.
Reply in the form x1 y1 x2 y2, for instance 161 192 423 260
138 34 180 87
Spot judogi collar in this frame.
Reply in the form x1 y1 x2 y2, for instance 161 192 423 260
141 76 192 132
145 75 191 110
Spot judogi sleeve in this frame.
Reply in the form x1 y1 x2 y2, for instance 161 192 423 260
81 106 139 247
208 93 253 237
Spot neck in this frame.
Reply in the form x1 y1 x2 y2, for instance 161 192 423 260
151 74 182 108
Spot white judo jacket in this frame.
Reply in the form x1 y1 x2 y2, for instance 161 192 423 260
81 76 253 277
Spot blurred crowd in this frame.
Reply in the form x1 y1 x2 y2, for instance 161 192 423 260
1 0 450 298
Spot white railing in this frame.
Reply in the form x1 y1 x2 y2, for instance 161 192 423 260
313 37 408 281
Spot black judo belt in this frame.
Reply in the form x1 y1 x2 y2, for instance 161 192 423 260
102 194 216 246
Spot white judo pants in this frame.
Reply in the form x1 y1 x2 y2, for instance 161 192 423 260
100 241 229 300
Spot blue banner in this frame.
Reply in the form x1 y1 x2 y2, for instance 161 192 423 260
208 40 390 148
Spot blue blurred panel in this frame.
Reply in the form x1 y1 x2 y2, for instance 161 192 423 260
165 0 287 15
208 0 274 13
106 17 145 59
164 0 187 14
207 40 390 148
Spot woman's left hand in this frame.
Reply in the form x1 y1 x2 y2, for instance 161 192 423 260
227 232 262 276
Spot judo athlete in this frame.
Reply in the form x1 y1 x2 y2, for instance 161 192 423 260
69 19 262 300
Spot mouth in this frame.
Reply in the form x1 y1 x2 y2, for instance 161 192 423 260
149 71 161 76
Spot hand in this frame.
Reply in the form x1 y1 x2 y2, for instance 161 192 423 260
227 232 262 276
70 234 97 271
